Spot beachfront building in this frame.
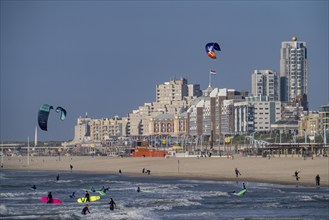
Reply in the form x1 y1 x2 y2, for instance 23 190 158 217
319 104 329 138
251 69 280 101
280 36 308 110
298 112 321 137
188 96 211 137
233 102 255 134
89 116 122 141
73 115 92 142
148 112 188 137
188 88 248 143
244 96 282 132
124 77 201 138
62 114 92 147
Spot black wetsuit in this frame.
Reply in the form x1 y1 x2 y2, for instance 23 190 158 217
69 192 75 198
109 199 116 210
81 206 90 215
47 193 53 204
85 192 90 202
316 175 320 186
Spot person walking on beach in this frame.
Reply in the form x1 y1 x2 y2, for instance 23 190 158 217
294 171 300 181
70 164 73 172
108 198 116 210
81 204 90 215
235 168 241 178
47 192 53 204
315 174 320 186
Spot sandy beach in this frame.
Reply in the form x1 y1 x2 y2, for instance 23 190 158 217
2 155 328 187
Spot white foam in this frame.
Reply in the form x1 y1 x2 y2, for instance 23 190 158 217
0 204 8 215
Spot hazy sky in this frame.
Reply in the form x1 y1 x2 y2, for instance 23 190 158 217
1 1 328 141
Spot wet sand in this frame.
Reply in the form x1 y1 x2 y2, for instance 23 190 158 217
2 155 328 187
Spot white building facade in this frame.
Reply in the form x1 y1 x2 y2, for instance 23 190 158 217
280 37 308 110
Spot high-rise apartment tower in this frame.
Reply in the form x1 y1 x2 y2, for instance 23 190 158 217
251 69 280 101
280 36 308 110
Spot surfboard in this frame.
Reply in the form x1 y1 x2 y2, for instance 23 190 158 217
40 197 62 204
83 189 106 196
235 189 247 196
97 190 106 196
77 196 101 203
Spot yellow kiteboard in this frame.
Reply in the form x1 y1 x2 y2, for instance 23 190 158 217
77 196 101 203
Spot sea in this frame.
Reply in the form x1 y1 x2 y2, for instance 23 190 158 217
0 170 328 220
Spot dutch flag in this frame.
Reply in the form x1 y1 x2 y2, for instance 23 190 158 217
210 69 217 75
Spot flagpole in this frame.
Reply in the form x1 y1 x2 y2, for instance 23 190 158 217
27 136 30 166
1 141 3 167
209 70 211 87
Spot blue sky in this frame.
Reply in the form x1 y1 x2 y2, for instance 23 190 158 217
1 1 328 141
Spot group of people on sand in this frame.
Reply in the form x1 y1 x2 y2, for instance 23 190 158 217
142 168 151 175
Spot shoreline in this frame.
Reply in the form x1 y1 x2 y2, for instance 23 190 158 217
2 155 329 187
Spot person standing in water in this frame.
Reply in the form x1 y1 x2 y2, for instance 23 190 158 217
47 192 53 204
31 185 37 190
81 204 90 215
108 198 116 210
56 174 60 181
137 186 140 193
84 191 90 202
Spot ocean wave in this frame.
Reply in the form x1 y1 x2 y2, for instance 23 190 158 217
0 204 8 215
0 191 45 198
0 214 80 220
0 173 8 180
295 195 314 201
